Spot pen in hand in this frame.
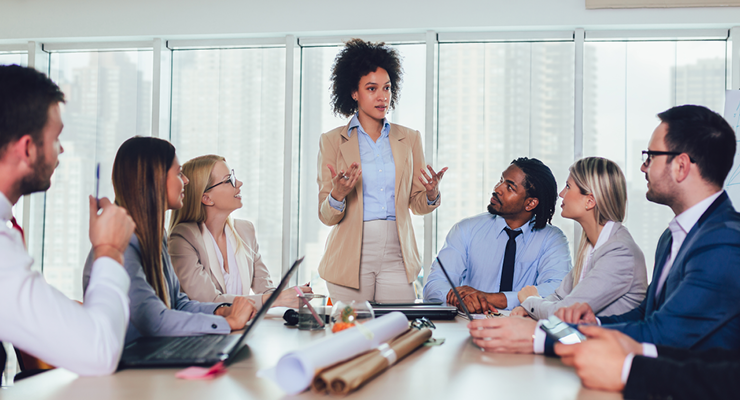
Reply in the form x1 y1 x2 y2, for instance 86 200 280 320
95 162 100 210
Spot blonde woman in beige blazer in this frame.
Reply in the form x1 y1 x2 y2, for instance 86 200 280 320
318 39 446 303
169 155 309 309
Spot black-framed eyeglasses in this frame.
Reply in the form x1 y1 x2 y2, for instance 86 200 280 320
641 150 695 166
205 169 236 192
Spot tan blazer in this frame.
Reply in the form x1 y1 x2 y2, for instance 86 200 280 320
317 122 440 289
168 219 276 309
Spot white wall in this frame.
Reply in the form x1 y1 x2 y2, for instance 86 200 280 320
1 0 740 43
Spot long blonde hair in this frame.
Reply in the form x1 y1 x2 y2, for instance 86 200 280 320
170 155 251 257
113 136 175 308
569 157 627 286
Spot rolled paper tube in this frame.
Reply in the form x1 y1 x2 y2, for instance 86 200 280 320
312 328 433 396
272 312 409 394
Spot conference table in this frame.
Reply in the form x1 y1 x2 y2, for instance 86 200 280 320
0 309 621 400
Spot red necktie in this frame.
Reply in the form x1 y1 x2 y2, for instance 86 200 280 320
10 216 25 246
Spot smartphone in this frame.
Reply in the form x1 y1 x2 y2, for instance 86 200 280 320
540 315 587 344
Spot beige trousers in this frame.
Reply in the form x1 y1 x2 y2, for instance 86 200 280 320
326 220 415 303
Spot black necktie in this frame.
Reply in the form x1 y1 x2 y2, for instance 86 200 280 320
499 228 522 292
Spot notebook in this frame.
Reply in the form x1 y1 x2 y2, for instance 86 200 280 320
118 256 304 369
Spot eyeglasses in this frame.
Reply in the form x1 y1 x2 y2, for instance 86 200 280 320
205 169 237 192
641 150 695 167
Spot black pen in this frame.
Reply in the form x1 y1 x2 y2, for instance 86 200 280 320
95 162 100 210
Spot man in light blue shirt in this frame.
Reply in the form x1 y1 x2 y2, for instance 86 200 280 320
424 157 571 312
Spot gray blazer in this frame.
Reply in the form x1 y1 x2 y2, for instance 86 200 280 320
522 222 648 320
168 220 275 309
83 235 230 344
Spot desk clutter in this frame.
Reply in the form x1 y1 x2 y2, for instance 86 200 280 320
258 312 434 395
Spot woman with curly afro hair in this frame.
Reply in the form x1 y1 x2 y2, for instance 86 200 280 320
316 38 447 303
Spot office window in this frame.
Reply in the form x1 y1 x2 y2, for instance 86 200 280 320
437 42 576 255
170 47 286 282
0 52 27 66
299 44 427 293
583 40 726 276
45 51 153 300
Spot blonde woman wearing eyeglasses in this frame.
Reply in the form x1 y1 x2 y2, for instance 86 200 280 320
510 157 648 320
168 155 310 309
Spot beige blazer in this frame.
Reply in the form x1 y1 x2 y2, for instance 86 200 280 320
317 122 440 289
168 219 276 309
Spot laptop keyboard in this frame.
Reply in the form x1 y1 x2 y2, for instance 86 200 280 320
147 335 227 360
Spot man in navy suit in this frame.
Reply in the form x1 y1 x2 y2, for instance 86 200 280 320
467 105 740 355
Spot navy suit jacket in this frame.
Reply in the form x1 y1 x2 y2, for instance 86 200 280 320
546 192 740 353
600 192 740 350
623 346 740 400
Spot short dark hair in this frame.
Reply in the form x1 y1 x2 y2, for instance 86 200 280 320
510 157 557 230
330 38 403 118
0 65 65 153
658 105 736 188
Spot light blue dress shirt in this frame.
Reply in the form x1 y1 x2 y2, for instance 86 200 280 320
423 212 572 310
329 114 438 220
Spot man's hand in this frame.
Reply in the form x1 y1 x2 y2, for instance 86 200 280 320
215 297 257 331
89 196 135 265
447 286 499 313
517 285 539 304
555 325 633 392
555 302 598 324
467 316 537 353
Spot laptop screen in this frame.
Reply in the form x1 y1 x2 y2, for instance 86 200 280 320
226 256 304 360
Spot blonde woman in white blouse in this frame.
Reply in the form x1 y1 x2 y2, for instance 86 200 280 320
169 155 309 309
511 157 648 320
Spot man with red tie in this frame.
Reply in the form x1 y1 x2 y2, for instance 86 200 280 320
0 65 135 382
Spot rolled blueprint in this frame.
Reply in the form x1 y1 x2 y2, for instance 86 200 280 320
260 312 409 394
312 327 433 395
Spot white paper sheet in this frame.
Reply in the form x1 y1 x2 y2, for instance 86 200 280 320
259 312 409 394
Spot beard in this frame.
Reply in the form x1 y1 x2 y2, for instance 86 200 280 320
487 202 501 216
18 151 54 195
644 168 676 207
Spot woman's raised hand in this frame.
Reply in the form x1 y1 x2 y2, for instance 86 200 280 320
420 165 448 201
327 163 361 202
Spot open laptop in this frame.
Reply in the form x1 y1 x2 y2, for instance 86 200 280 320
435 257 474 321
118 256 304 369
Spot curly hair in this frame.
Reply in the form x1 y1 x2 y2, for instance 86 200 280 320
510 157 558 230
330 38 403 118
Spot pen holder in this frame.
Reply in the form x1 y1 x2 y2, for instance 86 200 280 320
297 294 327 330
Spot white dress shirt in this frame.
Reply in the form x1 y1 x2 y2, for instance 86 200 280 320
0 191 131 376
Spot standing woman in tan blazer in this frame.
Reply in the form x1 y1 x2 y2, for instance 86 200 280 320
318 39 447 303
169 155 309 309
